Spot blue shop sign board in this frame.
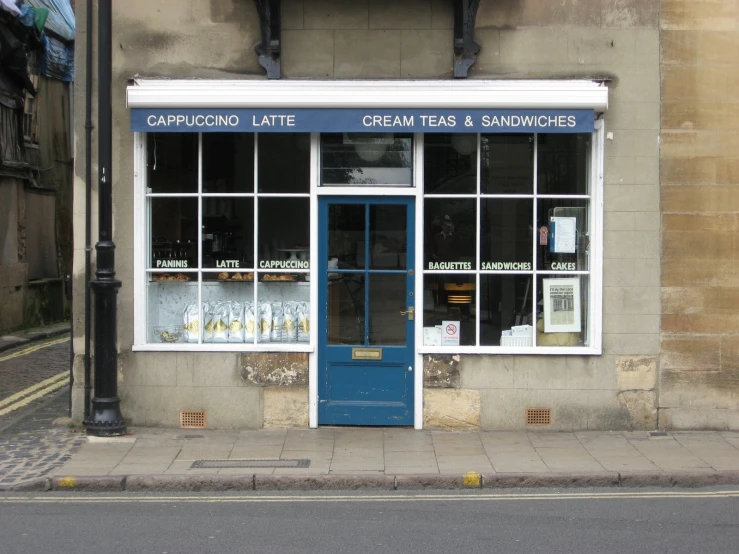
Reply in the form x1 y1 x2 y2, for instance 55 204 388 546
130 108 594 134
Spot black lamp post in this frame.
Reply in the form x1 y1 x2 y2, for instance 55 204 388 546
85 0 126 436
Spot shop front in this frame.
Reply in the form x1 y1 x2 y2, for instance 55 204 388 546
127 79 607 428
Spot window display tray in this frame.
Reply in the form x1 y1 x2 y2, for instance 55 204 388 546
150 280 311 286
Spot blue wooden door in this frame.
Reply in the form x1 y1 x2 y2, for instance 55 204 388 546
318 197 415 426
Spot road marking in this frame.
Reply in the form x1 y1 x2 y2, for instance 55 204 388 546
2 490 739 504
0 376 69 416
0 337 70 364
0 372 68 410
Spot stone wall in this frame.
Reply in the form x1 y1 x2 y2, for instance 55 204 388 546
72 0 662 430
423 0 661 431
660 1 739 429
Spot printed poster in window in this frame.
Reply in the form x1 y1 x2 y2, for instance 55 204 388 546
542 278 581 333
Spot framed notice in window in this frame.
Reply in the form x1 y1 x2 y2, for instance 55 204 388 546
542 278 581 333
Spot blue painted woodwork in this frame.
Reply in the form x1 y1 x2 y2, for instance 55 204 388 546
318 197 415 426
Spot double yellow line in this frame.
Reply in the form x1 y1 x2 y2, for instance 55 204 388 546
0 337 70 416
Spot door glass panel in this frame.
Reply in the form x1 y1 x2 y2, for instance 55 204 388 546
328 204 366 270
369 274 407 346
370 204 407 270
328 273 365 345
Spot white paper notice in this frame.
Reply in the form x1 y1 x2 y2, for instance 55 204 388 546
552 217 577 254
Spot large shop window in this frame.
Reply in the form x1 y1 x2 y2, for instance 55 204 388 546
145 132 311 347
422 133 595 350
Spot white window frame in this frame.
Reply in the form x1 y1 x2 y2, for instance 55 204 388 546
133 131 315 352
131 80 606 360
418 121 604 355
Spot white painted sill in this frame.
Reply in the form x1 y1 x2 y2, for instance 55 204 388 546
417 346 602 356
132 343 315 353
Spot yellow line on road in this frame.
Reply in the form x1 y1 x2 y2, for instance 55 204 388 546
2 490 739 503
0 377 69 416
0 372 68 410
0 336 70 364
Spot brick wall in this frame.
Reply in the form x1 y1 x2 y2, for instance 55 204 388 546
660 1 739 428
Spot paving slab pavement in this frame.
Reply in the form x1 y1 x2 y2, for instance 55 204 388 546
6 427 735 492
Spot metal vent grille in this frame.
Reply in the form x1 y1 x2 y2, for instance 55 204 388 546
526 408 552 426
191 459 310 469
180 410 206 429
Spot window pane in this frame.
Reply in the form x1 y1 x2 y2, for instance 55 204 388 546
258 133 310 193
480 198 533 270
370 204 407 270
424 133 476 194
424 199 475 270
536 275 589 347
537 134 590 195
148 281 197 344
321 133 413 186
149 197 197 269
422 274 476 346
202 197 254 270
202 282 257 343
537 199 589 271
329 203 366 269
147 133 197 194
255 281 311 344
369 274 406 346
480 274 534 347
480 134 533 194
257 197 310 271
328 273 365 345
202 133 254 193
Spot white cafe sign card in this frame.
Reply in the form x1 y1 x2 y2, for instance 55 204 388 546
441 320 460 346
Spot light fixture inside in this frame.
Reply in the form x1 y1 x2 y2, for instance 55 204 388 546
345 133 393 162
451 134 477 156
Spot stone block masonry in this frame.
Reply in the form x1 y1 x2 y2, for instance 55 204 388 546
660 0 739 429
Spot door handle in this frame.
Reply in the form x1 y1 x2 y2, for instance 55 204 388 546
400 307 414 320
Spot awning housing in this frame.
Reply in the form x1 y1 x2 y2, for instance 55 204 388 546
126 79 609 111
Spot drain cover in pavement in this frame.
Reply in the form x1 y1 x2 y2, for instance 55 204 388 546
191 459 310 469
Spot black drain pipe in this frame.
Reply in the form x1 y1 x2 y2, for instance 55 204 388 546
83 0 93 419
